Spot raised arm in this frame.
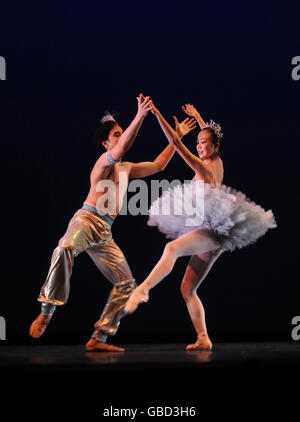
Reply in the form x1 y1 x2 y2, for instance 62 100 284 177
151 105 211 176
126 144 175 178
127 116 197 178
97 94 153 168
182 104 206 129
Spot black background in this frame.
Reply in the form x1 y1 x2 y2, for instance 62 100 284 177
0 0 299 345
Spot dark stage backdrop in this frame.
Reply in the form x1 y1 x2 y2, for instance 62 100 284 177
0 1 299 344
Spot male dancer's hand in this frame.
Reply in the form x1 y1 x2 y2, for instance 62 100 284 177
173 116 197 138
136 94 154 118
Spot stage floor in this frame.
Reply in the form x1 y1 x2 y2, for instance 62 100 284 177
1 342 299 416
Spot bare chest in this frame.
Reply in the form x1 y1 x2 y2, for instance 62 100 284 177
91 162 129 186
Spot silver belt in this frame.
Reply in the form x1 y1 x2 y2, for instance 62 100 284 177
81 203 114 226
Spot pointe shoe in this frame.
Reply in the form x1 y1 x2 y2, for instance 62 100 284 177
85 338 125 352
186 332 212 351
29 313 53 338
124 287 149 314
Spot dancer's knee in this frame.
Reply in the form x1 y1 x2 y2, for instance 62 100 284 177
164 240 179 257
180 281 196 301
58 240 75 253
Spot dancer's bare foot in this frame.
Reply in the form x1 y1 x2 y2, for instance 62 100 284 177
186 332 212 351
85 338 125 352
29 313 53 338
124 286 149 313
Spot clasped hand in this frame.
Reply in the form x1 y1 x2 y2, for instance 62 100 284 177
136 94 197 137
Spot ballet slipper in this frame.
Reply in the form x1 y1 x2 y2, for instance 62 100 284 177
29 313 53 338
124 286 149 314
85 338 124 352
186 332 212 351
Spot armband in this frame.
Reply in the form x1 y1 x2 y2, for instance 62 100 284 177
107 150 119 165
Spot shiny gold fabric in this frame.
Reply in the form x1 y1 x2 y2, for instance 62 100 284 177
38 208 136 337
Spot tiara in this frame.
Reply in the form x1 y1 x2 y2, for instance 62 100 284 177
204 119 223 140
100 112 116 124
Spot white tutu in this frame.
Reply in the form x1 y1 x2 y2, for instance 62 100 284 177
147 181 277 252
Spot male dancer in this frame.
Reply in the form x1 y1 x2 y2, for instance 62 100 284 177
30 94 195 351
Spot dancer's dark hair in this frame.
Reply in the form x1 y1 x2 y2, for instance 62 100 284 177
93 112 119 150
200 127 222 146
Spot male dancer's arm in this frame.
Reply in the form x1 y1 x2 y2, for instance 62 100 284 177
127 117 196 178
97 94 153 168
127 144 175 178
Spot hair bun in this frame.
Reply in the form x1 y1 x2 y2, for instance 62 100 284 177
99 111 116 124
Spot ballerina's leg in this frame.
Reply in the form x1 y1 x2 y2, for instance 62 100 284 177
181 249 224 350
125 229 221 313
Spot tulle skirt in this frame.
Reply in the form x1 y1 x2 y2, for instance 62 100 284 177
147 181 277 252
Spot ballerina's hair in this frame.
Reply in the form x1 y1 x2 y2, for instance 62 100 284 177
201 127 220 145
201 122 225 157
93 111 118 151
201 119 224 149
203 120 223 142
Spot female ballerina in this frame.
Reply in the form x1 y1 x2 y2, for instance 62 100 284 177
125 102 277 350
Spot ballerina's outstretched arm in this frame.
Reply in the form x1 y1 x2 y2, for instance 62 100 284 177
182 103 207 129
125 114 197 178
150 103 212 179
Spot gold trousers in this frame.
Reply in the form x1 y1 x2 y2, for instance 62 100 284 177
37 208 136 337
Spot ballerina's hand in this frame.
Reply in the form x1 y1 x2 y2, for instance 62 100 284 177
139 93 158 115
173 116 197 138
182 103 200 118
148 98 158 115
136 93 154 117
